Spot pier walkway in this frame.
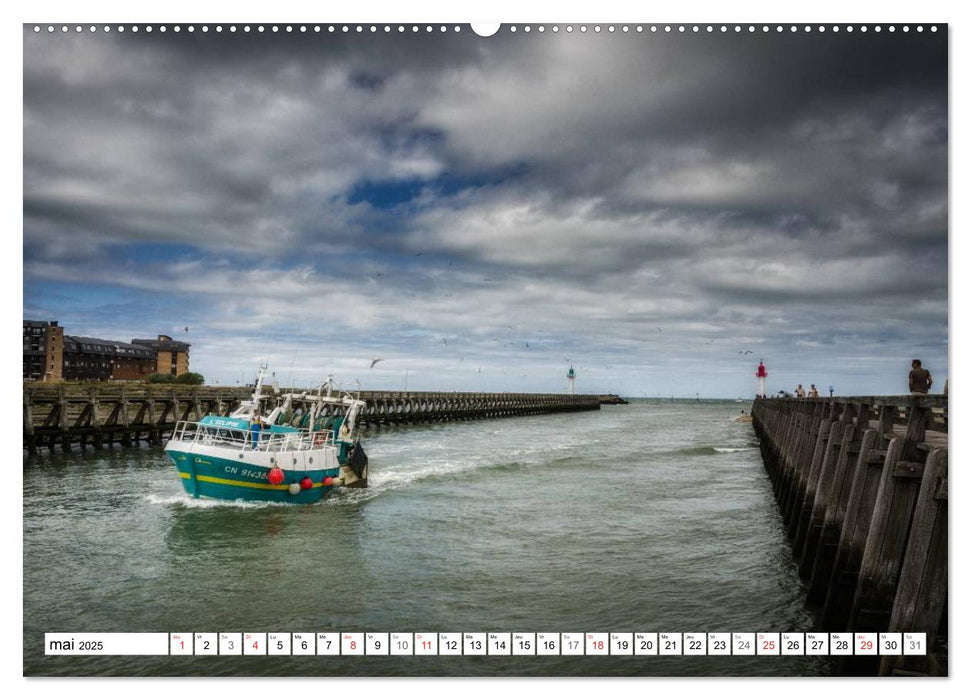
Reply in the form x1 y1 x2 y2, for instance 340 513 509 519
752 395 947 676
23 385 602 454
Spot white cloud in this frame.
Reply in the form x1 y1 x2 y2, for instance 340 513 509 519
21 28 948 396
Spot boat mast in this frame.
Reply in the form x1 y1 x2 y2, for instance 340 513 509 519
250 362 268 416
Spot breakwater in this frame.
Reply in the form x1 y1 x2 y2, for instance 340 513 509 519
23 385 601 454
751 395 947 676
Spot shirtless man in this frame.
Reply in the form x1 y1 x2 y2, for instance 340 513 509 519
909 359 933 395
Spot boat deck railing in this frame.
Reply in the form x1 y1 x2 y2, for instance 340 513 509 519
170 420 336 452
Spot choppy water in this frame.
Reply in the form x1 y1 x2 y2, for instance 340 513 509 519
23 400 832 676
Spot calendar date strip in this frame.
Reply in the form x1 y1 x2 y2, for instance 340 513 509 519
45 632 927 657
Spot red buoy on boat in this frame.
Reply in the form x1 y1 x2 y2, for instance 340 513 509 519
267 468 284 485
300 476 313 490
323 476 333 487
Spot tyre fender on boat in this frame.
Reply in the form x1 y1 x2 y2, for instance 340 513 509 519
348 441 368 479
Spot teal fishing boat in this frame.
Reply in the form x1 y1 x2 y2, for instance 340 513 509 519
165 367 368 503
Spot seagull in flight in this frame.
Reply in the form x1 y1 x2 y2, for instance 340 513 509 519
369 357 384 368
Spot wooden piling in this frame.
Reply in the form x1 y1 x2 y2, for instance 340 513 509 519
807 419 864 605
791 419 832 556
799 422 853 579
751 395 947 676
849 440 925 634
820 428 881 631
880 449 948 676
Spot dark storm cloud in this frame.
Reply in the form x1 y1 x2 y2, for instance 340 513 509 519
22 25 948 395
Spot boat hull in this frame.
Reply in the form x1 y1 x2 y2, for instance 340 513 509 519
167 448 341 504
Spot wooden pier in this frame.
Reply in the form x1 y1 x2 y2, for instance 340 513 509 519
23 384 602 454
751 395 947 676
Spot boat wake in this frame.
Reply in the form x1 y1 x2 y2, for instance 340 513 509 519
144 493 294 509
143 458 486 510
325 458 486 505
147 434 611 509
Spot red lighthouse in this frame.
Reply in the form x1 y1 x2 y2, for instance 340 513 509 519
756 360 768 398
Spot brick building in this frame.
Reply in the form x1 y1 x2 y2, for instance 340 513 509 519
62 336 157 381
23 321 191 382
23 320 64 382
130 335 191 377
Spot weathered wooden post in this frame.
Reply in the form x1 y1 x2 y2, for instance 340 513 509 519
24 390 36 455
820 428 880 630
89 387 103 450
147 393 158 445
877 403 896 448
59 385 70 452
791 418 832 553
807 418 860 602
169 389 181 442
846 437 926 673
784 402 824 532
120 387 132 447
799 421 853 579
776 407 804 512
880 449 947 676
190 389 202 422
902 396 928 462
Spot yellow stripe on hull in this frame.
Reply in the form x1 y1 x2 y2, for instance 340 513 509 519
177 472 323 490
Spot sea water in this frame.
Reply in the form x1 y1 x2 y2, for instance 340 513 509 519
23 400 833 676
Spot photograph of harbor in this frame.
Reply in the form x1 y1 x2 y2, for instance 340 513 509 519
22 21 947 678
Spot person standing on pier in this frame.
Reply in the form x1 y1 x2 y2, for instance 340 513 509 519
809 384 819 398
795 384 806 398
909 359 933 395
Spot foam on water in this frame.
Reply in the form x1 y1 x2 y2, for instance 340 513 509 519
144 493 294 509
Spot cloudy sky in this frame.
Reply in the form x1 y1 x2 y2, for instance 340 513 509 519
22 24 948 397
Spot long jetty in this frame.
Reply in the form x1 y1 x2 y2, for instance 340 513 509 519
751 395 947 676
23 384 602 454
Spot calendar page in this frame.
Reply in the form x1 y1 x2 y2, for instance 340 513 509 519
21 2 949 683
